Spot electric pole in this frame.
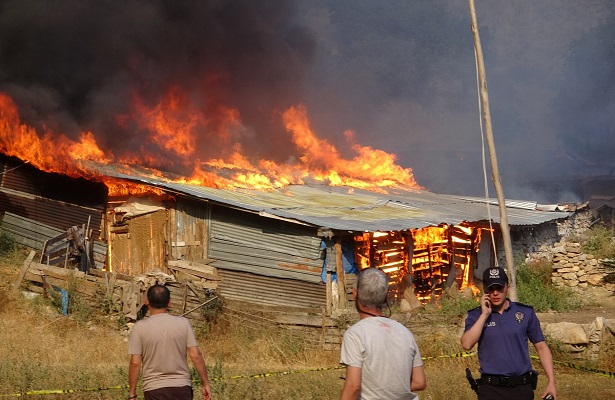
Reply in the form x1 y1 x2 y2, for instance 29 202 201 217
468 0 517 301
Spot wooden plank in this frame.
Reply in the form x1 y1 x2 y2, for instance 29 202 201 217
13 250 36 291
43 240 69 256
168 260 217 274
171 240 202 247
169 267 222 282
335 238 346 310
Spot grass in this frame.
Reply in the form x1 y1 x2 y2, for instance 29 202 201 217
516 259 585 312
579 225 615 260
1 247 614 399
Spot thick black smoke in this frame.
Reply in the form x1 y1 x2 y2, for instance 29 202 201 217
0 0 314 168
297 0 615 203
2 1 614 202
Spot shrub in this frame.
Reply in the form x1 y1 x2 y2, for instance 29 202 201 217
516 260 583 312
0 229 17 255
580 225 615 259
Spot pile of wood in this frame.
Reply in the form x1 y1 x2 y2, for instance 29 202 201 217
14 251 222 321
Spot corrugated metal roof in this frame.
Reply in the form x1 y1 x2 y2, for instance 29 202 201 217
90 163 572 232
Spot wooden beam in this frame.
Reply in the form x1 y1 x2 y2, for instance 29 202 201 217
335 238 346 310
13 250 36 292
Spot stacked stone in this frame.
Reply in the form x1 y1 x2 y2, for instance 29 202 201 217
551 241 607 290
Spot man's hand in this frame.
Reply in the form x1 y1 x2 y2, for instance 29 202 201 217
201 383 212 400
480 294 492 316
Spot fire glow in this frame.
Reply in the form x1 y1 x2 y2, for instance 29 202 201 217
355 224 481 303
0 89 423 195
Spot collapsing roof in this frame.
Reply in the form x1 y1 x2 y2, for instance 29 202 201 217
90 162 572 232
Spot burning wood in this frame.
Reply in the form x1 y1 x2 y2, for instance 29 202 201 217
352 224 482 303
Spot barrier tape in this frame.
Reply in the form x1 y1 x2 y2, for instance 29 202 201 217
0 385 128 397
530 355 615 379
212 365 344 382
2 352 612 397
422 351 477 361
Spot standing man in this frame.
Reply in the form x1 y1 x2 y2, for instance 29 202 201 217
128 284 212 400
340 268 426 400
461 266 557 400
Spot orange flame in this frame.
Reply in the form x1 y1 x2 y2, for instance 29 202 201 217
0 93 110 176
0 88 423 196
103 178 164 197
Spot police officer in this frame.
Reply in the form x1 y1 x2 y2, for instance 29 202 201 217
461 266 557 400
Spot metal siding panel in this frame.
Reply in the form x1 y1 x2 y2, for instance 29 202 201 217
209 206 323 284
217 269 326 308
0 157 105 234
1 212 107 268
0 188 103 234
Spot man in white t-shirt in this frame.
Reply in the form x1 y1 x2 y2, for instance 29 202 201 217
340 268 426 400
128 284 212 400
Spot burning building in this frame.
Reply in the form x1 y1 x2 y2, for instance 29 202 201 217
0 33 574 313
0 151 574 313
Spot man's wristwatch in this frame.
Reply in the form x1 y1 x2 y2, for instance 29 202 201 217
127 395 137 399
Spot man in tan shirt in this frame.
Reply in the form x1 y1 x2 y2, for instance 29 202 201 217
128 284 212 400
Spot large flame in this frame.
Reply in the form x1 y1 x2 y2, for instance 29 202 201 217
0 88 423 195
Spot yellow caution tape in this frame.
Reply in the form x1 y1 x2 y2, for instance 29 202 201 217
211 366 344 381
2 352 612 397
530 355 615 378
0 385 128 397
422 351 477 361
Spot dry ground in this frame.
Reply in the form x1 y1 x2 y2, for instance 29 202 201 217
536 286 615 324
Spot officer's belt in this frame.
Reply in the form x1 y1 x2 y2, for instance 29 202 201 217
477 372 534 387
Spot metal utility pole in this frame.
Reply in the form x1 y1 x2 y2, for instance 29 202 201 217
468 0 517 300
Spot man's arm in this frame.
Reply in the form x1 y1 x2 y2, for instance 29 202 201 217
340 365 361 400
128 354 142 398
410 365 426 391
460 295 492 350
534 341 557 400
187 346 212 400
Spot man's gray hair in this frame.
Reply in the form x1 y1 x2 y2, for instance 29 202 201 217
356 268 389 309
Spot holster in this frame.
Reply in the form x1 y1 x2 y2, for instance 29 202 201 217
530 371 538 390
465 368 479 393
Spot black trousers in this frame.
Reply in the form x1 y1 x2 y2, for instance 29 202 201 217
477 383 534 400
144 385 193 400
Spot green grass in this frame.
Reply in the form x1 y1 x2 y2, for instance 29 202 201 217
516 259 584 312
580 225 615 259
0 228 17 255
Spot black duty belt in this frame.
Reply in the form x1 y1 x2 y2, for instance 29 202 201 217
477 372 535 387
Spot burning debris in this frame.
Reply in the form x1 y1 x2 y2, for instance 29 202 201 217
353 224 482 304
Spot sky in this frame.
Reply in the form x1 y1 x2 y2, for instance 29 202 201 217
1 1 614 203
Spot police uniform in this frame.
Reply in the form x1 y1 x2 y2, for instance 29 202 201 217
464 301 544 400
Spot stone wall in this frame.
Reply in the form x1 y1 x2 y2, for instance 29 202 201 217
550 240 615 293
500 207 596 266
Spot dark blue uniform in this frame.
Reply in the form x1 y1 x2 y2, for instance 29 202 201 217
464 300 545 399
465 300 544 375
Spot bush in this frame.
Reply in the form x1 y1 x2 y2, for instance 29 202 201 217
580 225 615 259
0 229 17 255
516 260 583 312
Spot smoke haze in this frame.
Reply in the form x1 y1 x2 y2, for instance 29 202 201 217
1 0 613 202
